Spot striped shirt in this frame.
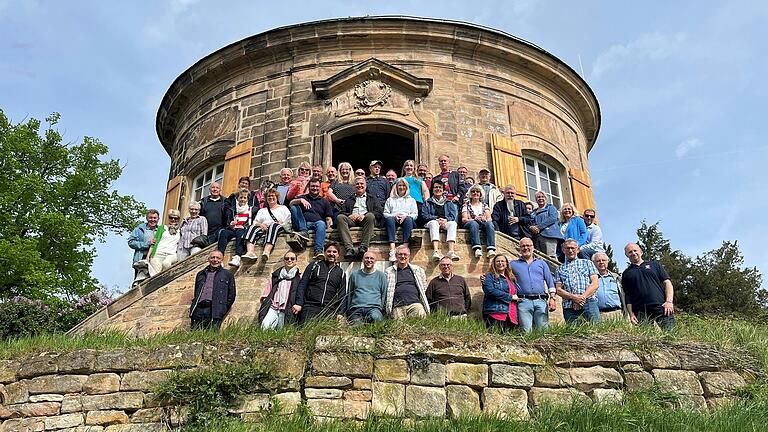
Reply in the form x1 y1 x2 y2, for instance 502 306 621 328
556 258 598 309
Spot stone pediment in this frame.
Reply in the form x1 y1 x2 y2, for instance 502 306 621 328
312 58 432 113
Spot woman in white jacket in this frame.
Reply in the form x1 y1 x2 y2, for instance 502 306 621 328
384 178 418 262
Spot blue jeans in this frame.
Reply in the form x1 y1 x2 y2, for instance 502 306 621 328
207 228 223 246
384 216 415 243
516 298 549 333
464 220 496 249
348 307 384 324
563 298 600 324
290 205 327 253
217 228 246 256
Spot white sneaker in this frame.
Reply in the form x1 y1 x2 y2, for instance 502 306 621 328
487 249 497 258
446 251 460 261
229 255 241 267
388 249 397 262
432 250 443 262
243 252 258 260
474 248 482 258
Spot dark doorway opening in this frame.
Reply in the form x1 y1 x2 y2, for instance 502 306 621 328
332 132 414 176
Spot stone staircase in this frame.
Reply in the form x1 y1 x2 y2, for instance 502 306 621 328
70 229 561 337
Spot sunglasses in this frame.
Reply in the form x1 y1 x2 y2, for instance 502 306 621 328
584 214 595 219
284 256 297 261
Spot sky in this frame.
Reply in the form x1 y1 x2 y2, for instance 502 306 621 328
2 0 767 293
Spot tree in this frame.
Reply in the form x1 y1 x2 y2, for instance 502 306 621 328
633 221 766 318
0 110 145 302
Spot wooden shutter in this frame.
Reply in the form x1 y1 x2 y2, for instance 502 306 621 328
491 134 527 200
162 175 185 224
222 139 253 196
569 167 597 217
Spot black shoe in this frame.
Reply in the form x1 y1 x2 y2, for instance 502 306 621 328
356 246 367 259
296 231 311 242
344 249 357 260
409 233 422 246
286 233 305 251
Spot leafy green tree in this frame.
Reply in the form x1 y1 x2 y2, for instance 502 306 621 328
0 110 145 302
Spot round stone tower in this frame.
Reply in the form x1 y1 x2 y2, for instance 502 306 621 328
157 16 600 219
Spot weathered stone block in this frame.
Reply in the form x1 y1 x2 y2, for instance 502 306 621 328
352 378 372 390
131 407 165 423
84 373 121 395
404 385 445 417
104 424 167 431
0 360 19 384
410 362 446 387
624 371 654 391
86 410 129 426
145 344 203 370
44 413 84 429
17 354 58 379
638 350 681 370
3 381 29 404
552 349 640 367
304 388 343 399
120 370 172 392
569 366 623 391
28 374 88 394
446 363 487 387
93 350 147 372
343 400 370 420
534 365 572 387
8 401 60 417
0 417 45 431
489 364 534 388
371 382 405 415
307 398 344 418
252 349 306 379
305 376 352 388
231 394 270 413
528 387 589 407
61 395 83 413
313 352 373 377
374 359 409 383
57 349 98 374
272 392 301 414
315 336 376 353
652 370 703 395
343 390 371 401
699 371 747 397
28 393 64 402
591 388 623 402
81 392 144 411
446 385 480 417
482 387 528 419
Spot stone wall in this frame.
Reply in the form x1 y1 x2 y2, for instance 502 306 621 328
0 334 751 430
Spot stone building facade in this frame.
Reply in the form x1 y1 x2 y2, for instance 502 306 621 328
158 16 600 218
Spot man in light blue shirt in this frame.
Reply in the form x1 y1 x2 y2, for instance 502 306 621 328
592 252 626 321
509 237 556 333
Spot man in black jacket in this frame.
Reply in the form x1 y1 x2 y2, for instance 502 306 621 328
189 250 237 329
291 243 347 325
492 185 532 240
336 176 383 259
431 154 464 203
199 182 228 244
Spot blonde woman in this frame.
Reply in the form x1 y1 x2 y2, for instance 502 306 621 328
461 184 496 258
285 161 312 201
399 159 430 203
383 178 418 261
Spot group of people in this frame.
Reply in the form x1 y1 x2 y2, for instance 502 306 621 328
128 155 675 332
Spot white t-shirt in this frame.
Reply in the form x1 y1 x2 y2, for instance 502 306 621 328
254 205 291 226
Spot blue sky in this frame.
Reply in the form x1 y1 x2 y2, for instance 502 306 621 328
2 1 767 292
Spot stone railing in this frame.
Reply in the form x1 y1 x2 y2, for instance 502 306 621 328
0 334 753 430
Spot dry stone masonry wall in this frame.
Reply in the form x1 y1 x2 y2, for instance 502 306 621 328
0 335 752 430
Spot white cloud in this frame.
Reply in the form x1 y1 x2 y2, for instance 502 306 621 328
591 31 687 79
675 138 703 159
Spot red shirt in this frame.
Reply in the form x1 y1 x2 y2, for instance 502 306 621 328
489 276 518 324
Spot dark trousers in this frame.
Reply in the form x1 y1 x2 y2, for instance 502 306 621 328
636 305 676 330
483 314 516 333
190 304 222 330
218 228 246 256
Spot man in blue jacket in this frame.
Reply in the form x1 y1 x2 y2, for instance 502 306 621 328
189 250 236 329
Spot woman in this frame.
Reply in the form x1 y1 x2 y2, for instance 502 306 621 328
218 189 256 267
461 184 496 258
383 178 418 262
529 191 562 258
258 251 301 330
354 168 366 178
285 162 312 202
421 181 460 261
557 203 587 262
482 255 519 332
244 188 292 260
177 201 208 261
327 162 356 224
399 159 430 204
320 166 338 198
148 209 181 274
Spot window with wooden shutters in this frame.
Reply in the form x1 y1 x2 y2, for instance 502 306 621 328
221 139 253 196
490 134 527 200
162 176 185 223
569 167 596 214
191 163 224 202
524 157 563 209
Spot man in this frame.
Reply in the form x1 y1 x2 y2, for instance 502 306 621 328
386 169 398 189
416 163 432 190
509 237 557 333
385 245 430 319
289 178 334 259
276 168 293 205
457 166 468 183
492 184 530 240
127 209 160 285
555 239 600 324
621 243 675 330
226 176 260 209
337 176 383 259
426 257 471 317
579 208 605 259
477 169 502 207
199 182 228 244
347 251 388 324
312 165 324 180
592 252 626 321
189 250 236 330
432 154 463 203
148 209 181 274
292 243 347 325
366 160 390 204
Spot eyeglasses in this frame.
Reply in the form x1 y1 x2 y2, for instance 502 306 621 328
284 256 297 261
583 214 595 219
168 216 179 220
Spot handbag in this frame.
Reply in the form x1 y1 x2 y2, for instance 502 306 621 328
190 234 209 248
267 206 291 232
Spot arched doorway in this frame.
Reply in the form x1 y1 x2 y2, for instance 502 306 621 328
327 122 417 176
